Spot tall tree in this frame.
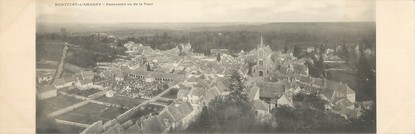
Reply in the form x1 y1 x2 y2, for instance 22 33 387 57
229 71 244 97
284 44 289 54
293 45 302 58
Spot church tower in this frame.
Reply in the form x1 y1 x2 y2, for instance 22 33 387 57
257 36 265 67
253 35 273 77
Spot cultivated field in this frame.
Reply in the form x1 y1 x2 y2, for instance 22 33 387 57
95 95 145 108
39 95 83 114
56 103 124 124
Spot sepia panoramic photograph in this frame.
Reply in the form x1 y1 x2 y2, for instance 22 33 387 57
36 0 376 133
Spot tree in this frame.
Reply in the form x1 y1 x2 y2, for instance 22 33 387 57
216 53 221 62
229 71 245 97
186 106 211 132
274 93 347 133
293 45 303 58
284 44 289 53
346 105 376 133
146 63 152 71
319 44 326 54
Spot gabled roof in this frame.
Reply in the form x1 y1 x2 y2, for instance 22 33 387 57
257 82 286 99
312 78 325 87
130 70 151 76
203 89 216 103
335 98 354 108
303 85 320 94
81 70 94 78
177 89 190 99
195 79 209 88
54 76 76 86
167 104 183 121
141 116 162 133
157 110 174 128
215 77 230 93
189 87 204 97
178 84 191 90
79 78 93 85
187 76 199 82
321 88 335 101
65 76 76 83
300 75 311 83
100 70 113 77
53 78 66 86
122 123 140 134
325 80 355 95
248 87 259 100
253 100 268 111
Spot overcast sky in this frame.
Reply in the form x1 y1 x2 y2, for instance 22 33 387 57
37 0 375 23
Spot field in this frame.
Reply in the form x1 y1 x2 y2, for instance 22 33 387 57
56 103 124 124
161 88 179 99
66 88 102 97
39 95 83 114
54 123 86 133
153 99 173 106
36 42 65 62
95 95 145 108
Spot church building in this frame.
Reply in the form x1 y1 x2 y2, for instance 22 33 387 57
253 36 274 77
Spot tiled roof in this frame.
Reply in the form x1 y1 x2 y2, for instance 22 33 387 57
122 123 140 134
300 75 311 83
177 89 190 99
312 78 325 87
257 82 285 99
79 78 93 85
248 87 259 100
203 89 216 103
53 78 66 86
54 76 76 86
189 87 204 97
142 116 162 133
253 100 268 111
81 70 94 77
321 88 335 101
167 104 183 121
187 76 198 82
325 80 355 95
335 98 354 108
65 76 76 83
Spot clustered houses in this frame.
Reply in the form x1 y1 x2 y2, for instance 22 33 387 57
75 70 95 90
53 76 76 89
75 37 373 133
242 37 362 119
119 101 195 133
128 70 184 83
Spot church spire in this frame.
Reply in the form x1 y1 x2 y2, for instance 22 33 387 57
260 35 263 48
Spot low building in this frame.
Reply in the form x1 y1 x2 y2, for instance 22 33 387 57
253 100 272 122
53 76 76 89
37 71 54 83
80 70 94 80
76 78 94 90
36 85 57 100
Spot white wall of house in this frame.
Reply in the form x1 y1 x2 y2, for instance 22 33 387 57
76 82 93 90
38 76 53 83
347 93 355 103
